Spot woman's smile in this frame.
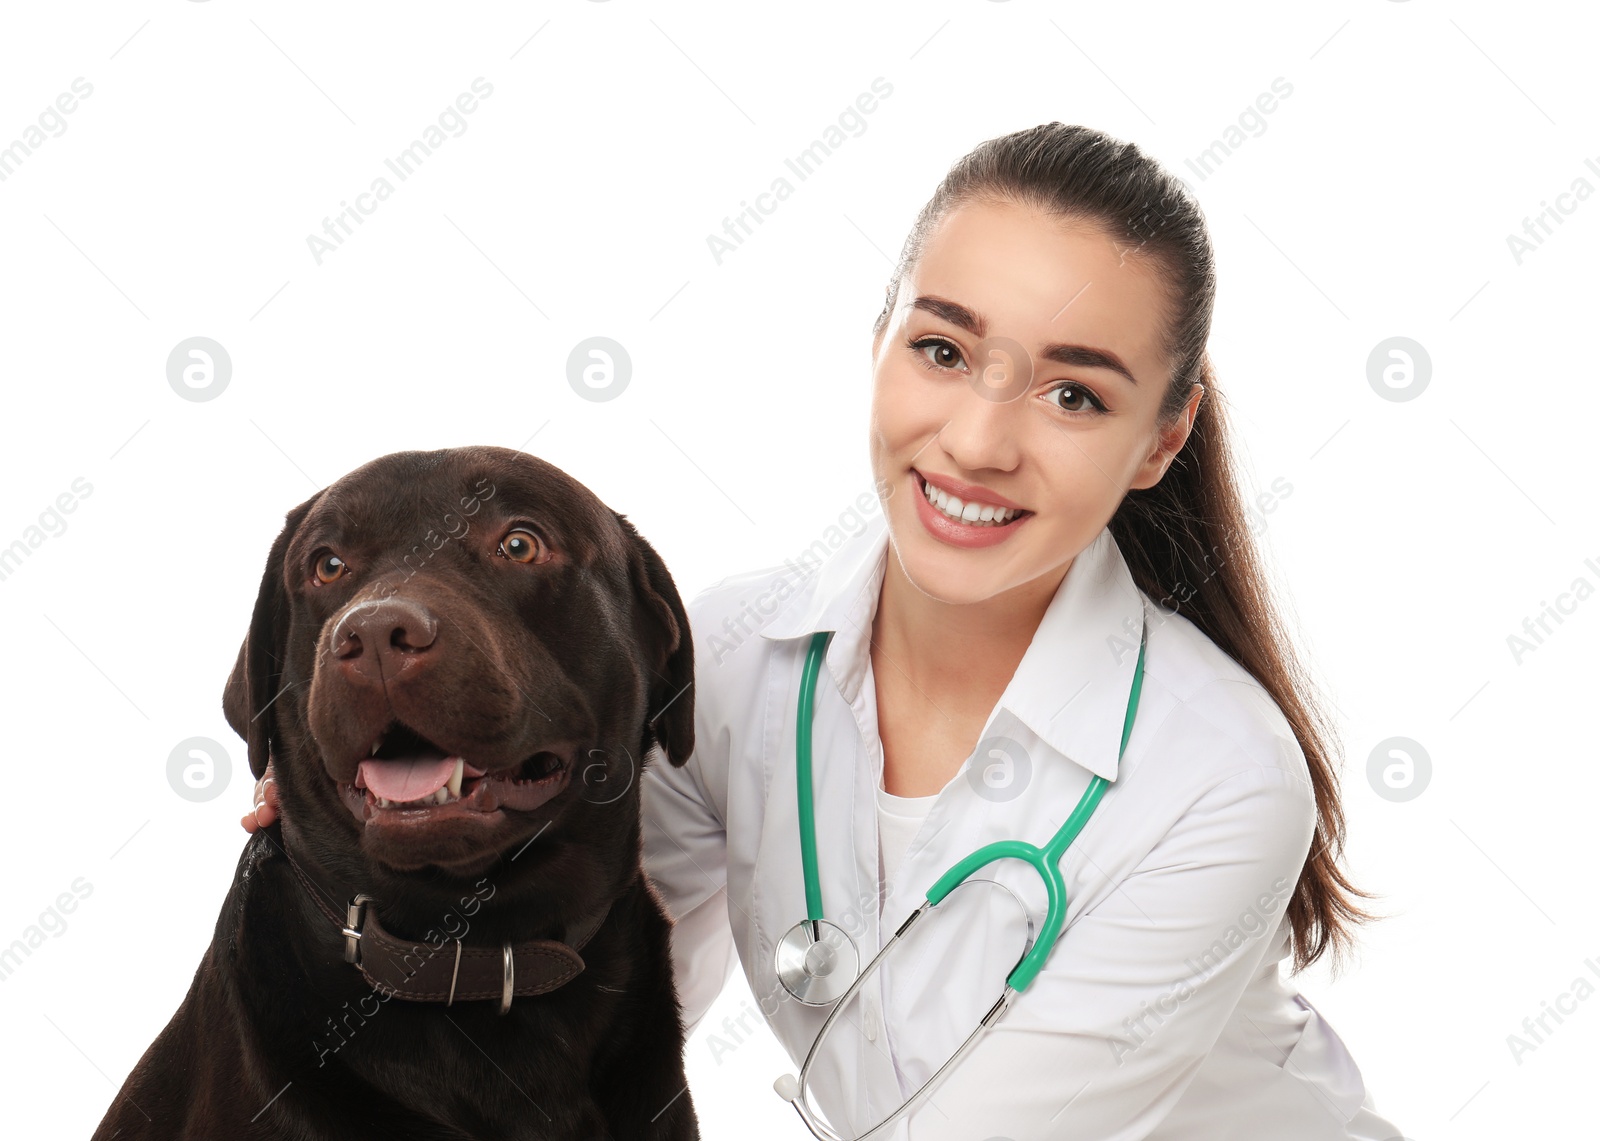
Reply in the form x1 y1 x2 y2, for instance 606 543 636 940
910 468 1033 549
866 194 1191 609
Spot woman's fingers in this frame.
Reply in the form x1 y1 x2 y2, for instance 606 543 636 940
240 764 280 833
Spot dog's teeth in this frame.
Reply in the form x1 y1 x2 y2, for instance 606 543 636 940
447 757 464 799
376 797 391 807
370 741 380 756
432 787 449 805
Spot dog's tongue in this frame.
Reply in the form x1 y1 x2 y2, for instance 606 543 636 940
357 756 456 802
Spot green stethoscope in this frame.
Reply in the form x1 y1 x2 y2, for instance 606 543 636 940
774 619 1146 1140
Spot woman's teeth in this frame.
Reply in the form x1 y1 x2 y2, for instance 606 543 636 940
921 477 1024 526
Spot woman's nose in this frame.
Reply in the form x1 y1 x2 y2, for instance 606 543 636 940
937 346 1031 469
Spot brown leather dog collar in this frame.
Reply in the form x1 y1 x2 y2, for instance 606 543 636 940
278 836 612 1014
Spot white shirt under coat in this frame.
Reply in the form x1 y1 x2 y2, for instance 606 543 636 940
642 509 1402 1139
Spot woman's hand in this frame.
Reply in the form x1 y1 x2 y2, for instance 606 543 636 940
240 761 279 833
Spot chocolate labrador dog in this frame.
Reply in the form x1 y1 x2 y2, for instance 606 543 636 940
92 446 699 1140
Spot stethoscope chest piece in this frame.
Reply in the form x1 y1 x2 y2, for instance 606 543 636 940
773 622 1148 1139
775 918 861 1006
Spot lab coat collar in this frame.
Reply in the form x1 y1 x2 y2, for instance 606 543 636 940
758 508 1147 783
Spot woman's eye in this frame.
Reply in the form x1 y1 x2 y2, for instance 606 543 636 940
909 334 1105 416
498 528 550 565
1045 383 1107 416
312 552 347 585
909 336 966 371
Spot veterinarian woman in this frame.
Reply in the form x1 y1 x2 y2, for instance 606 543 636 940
249 124 1402 1139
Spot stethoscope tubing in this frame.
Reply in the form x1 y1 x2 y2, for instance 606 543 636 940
796 629 831 924
777 616 1148 1139
785 894 1020 1140
789 621 1145 994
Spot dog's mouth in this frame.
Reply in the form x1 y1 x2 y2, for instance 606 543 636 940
335 720 573 825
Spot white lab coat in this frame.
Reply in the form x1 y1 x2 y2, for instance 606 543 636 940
641 509 1402 1140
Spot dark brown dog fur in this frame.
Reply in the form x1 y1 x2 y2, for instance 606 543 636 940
92 446 700 1140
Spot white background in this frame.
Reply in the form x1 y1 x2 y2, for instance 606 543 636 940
1 2 1594 1137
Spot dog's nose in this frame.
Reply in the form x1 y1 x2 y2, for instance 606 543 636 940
332 597 439 685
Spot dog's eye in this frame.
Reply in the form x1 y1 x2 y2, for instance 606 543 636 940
312 551 348 585
498 528 550 565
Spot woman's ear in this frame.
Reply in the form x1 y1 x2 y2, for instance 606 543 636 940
614 512 695 768
222 492 324 780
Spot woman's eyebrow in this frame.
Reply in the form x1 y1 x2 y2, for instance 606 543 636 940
910 294 1139 387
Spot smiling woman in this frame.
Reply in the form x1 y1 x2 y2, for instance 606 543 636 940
640 122 1403 1141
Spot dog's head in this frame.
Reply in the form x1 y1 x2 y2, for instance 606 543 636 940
222 446 693 901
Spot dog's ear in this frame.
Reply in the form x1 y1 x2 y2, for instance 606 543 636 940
223 492 324 780
615 512 695 768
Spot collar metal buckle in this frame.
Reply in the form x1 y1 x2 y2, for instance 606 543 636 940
341 892 375 964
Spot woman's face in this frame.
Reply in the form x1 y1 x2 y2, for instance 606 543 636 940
868 196 1201 606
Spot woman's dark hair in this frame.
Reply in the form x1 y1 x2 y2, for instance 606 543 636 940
872 122 1378 975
